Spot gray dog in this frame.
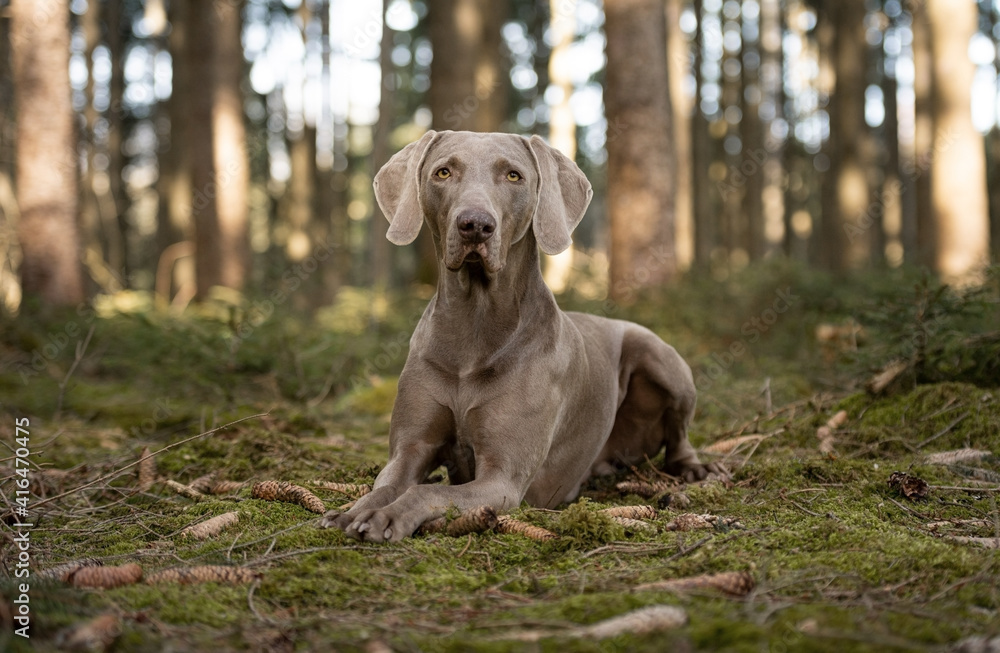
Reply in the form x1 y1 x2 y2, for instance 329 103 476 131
322 130 724 542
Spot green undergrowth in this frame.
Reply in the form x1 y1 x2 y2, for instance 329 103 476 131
0 265 998 651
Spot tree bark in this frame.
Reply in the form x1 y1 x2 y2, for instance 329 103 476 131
910 2 934 267
691 0 714 269
212 0 250 290
371 0 396 290
604 0 676 301
428 0 508 132
666 0 693 270
11 0 84 306
184 0 220 297
927 0 990 283
821 1 870 271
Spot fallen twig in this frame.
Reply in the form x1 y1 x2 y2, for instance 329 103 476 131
55 324 95 420
917 412 970 449
32 413 268 511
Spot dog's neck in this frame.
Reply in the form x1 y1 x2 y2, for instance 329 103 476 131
428 233 559 364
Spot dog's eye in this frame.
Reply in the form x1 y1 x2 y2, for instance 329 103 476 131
435 168 451 179
506 171 521 182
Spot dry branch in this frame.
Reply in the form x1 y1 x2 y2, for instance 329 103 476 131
635 570 755 597
495 515 557 540
164 479 205 500
146 565 261 585
252 480 326 513
31 413 268 511
180 511 240 540
69 563 143 589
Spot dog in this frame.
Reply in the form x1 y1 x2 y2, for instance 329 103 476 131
322 130 724 542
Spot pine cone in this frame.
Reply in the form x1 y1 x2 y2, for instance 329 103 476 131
180 511 240 540
69 563 143 589
38 558 103 582
252 481 326 514
495 515 557 540
146 565 261 585
601 505 657 520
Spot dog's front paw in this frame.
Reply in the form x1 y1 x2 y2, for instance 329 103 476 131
321 507 414 543
664 459 730 483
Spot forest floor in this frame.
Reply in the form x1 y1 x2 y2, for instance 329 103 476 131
1 262 998 652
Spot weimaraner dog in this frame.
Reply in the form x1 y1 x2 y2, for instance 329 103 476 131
322 130 724 542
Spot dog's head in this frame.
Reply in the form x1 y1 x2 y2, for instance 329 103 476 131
373 130 593 275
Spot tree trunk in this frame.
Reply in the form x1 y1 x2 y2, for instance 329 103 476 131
927 0 990 283
104 0 129 283
691 0 714 269
11 0 84 306
666 0 693 271
910 2 934 267
428 0 508 132
543 0 578 293
212 0 250 290
424 0 508 283
184 0 221 297
740 8 764 262
604 0 676 301
821 1 870 271
371 0 395 290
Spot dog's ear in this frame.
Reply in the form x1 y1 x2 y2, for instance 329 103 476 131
527 135 594 255
375 130 439 246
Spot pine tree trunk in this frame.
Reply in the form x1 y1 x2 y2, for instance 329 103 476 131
740 9 764 262
11 0 84 306
104 0 128 283
605 0 676 301
212 0 250 290
423 0 508 282
927 0 990 283
911 2 934 267
691 0 714 269
185 0 221 297
371 0 395 290
666 0 693 270
822 1 870 271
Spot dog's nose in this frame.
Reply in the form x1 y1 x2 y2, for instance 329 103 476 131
456 209 496 244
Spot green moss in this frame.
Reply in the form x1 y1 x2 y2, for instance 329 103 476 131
4 268 1000 651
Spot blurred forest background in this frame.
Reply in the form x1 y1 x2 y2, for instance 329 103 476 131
0 0 998 314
